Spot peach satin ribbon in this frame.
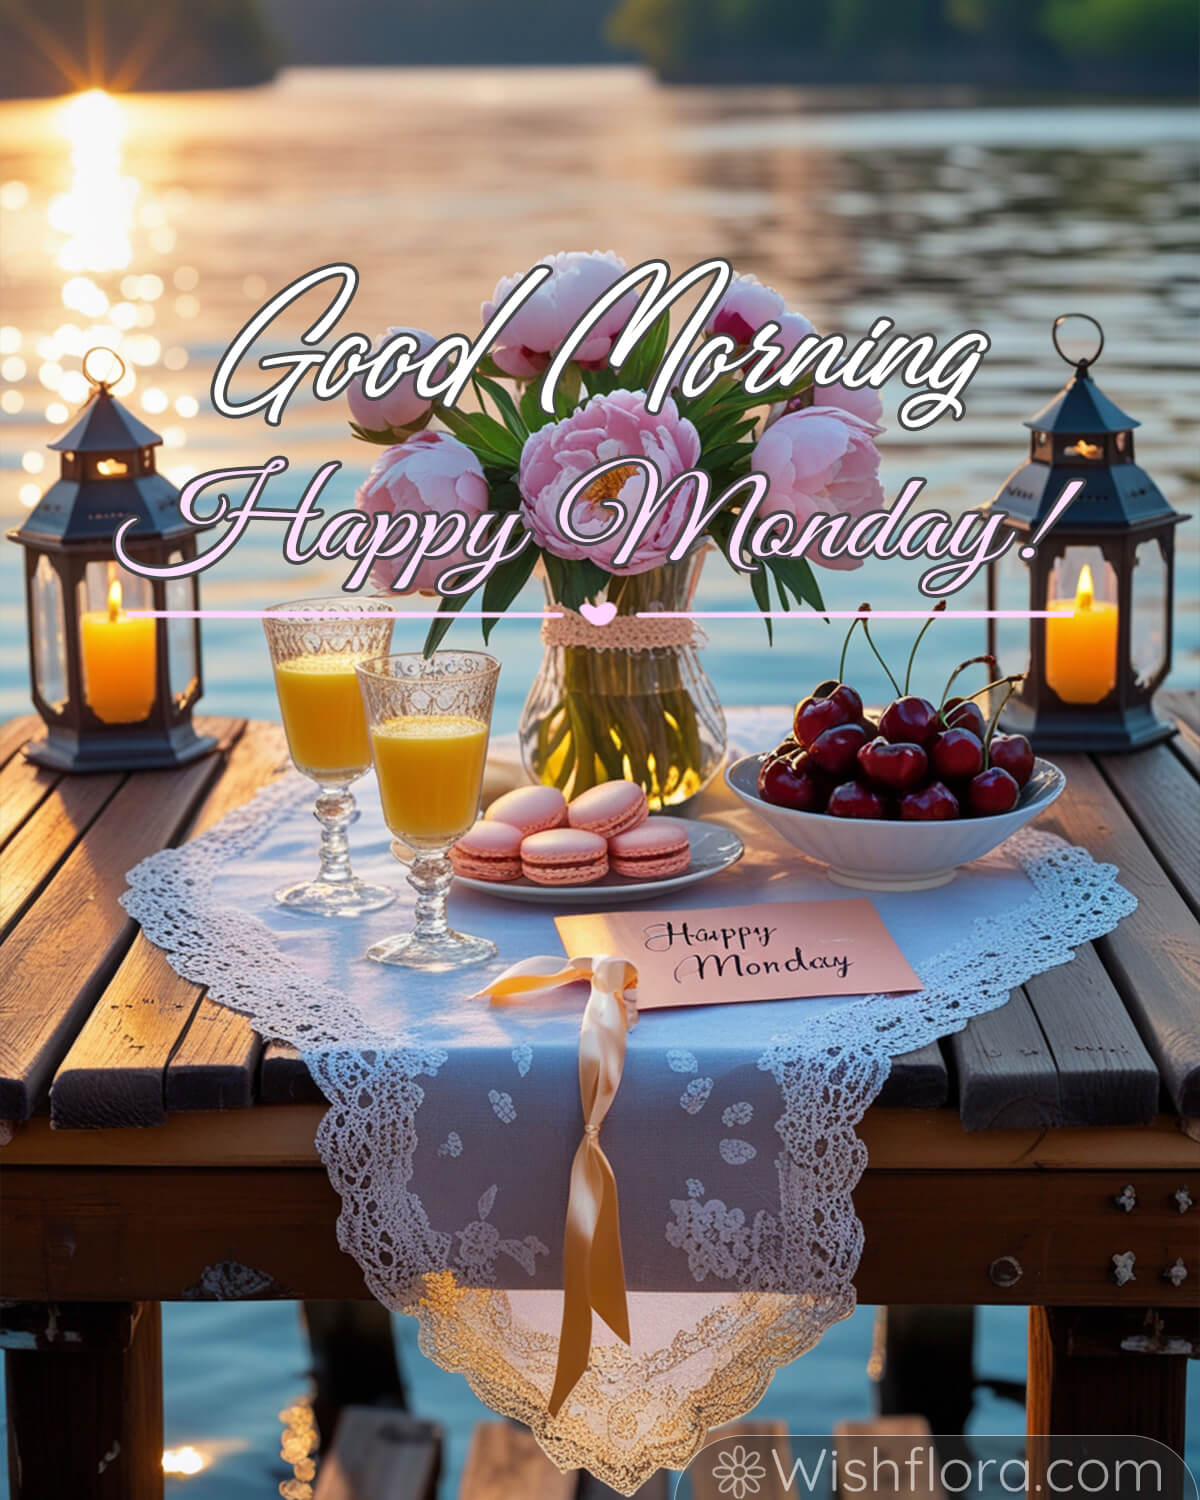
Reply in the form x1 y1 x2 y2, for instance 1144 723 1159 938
473 954 639 1416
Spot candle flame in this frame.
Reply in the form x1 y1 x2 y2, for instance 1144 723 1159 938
107 578 123 620
1076 563 1094 612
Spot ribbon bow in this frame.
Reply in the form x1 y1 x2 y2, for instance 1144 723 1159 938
473 954 639 1416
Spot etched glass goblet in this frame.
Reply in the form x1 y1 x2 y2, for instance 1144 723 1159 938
263 598 396 917
356 650 500 971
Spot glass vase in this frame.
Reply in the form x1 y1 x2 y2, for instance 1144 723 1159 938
519 552 726 809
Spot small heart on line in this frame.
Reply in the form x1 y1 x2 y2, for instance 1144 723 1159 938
579 601 618 627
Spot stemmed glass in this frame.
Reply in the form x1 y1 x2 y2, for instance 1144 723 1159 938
263 598 397 917
356 651 500 971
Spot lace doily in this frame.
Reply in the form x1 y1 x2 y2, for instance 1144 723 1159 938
120 725 1135 1493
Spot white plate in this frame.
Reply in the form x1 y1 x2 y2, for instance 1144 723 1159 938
454 817 744 905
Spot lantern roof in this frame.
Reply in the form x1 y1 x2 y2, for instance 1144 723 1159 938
1024 364 1139 436
48 386 163 453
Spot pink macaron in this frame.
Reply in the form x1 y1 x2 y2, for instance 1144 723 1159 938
486 785 568 836
608 818 691 880
450 820 524 882
520 828 609 886
567 780 649 839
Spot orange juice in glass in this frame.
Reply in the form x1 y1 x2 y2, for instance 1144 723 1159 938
263 599 395 917
357 652 500 971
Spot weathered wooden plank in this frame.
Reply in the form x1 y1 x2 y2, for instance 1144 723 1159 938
49 722 285 1126
692 1421 791 1500
0 771 123 940
1157 689 1200 740
950 988 1061 1130
877 1041 949 1109
0 715 39 771
1099 743 1200 917
260 1041 324 1105
1023 942 1159 1127
6 1105 1199 1172
578 1465 669 1498
833 1417 942 1500
0 720 240 1122
1048 754 1200 1117
2 1164 1197 1307
457 1422 575 1500
0 752 60 852
315 1409 440 1500
163 722 291 1112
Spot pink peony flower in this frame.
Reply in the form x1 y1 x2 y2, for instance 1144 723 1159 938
752 406 884 571
347 327 437 435
768 377 884 428
482 251 639 379
705 273 787 346
518 390 702 575
356 430 489 593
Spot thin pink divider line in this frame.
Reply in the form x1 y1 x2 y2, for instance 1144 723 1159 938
129 608 1068 621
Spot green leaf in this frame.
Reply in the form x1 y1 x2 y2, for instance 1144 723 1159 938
617 309 671 393
348 421 396 446
421 587 477 657
764 552 825 612
436 406 522 470
519 380 558 433
474 375 528 442
748 563 774 646
575 558 612 602
480 544 540 643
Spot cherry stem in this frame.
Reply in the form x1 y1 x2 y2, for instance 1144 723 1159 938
938 654 998 711
983 676 1025 759
860 613 902 697
904 601 947 695
839 605 868 682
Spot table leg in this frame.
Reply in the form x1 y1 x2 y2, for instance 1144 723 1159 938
5 1301 163 1500
1027 1307 1191 1499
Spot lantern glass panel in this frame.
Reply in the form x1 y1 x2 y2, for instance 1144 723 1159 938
76 562 157 725
1112 430 1134 464
1131 536 1168 690
1059 436 1105 462
1045 547 1119 705
165 553 198 707
31 553 68 712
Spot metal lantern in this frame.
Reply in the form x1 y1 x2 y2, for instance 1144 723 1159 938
985 315 1187 753
7 351 216 772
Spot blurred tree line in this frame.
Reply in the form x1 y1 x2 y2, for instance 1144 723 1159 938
610 0 1199 83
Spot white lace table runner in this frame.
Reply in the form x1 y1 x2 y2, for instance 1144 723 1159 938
122 709 1135 1492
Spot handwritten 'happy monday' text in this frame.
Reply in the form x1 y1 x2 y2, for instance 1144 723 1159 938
642 918 852 985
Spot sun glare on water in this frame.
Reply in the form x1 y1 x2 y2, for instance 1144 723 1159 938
162 1445 208 1476
51 89 135 275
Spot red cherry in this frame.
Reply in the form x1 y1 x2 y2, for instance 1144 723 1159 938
929 727 985 781
967 766 1020 816
827 780 888 819
758 751 828 813
828 683 864 720
879 696 939 746
856 736 928 792
899 780 961 821
989 733 1034 788
810 722 869 777
793 681 864 747
943 698 987 739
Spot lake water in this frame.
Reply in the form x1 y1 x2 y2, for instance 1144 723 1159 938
0 68 1196 1496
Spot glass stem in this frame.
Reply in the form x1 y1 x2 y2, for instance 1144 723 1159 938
314 785 357 886
408 849 453 940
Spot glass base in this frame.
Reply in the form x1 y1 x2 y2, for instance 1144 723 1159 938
366 928 497 972
275 877 396 918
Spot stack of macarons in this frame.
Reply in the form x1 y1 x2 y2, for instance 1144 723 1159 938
450 780 692 887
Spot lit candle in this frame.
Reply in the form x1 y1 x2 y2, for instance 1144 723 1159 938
80 578 157 723
1044 563 1118 704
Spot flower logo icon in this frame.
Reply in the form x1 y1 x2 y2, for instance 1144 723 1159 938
710 1443 767 1499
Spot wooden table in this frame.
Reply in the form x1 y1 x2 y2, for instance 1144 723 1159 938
1 700 1198 1499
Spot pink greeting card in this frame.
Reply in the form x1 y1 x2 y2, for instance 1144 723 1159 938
555 900 921 1010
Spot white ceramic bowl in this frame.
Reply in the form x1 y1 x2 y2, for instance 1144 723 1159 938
725 753 1065 891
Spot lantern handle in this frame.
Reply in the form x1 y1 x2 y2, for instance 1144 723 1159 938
81 346 128 392
1052 313 1104 372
